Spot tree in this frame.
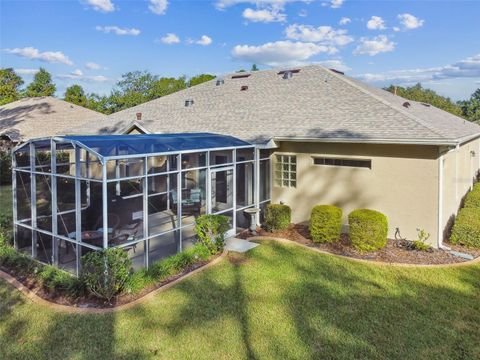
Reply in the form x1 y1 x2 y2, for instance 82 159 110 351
251 64 259 71
64 84 87 107
384 83 463 118
0 68 24 105
458 88 480 123
149 76 187 100
25 68 56 97
188 74 215 87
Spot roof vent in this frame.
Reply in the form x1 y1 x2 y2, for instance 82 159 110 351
278 69 301 75
136 112 142 121
329 68 344 75
185 99 194 107
282 71 293 80
403 101 411 108
421 103 431 107
216 78 224 86
232 74 251 79
240 85 248 91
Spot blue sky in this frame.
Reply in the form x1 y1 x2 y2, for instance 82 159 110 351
1 0 479 100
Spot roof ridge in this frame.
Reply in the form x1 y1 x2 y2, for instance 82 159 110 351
322 66 448 140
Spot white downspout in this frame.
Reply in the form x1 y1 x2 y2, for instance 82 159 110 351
438 151 450 250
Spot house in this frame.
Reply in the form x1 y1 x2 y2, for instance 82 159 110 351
53 66 480 247
0 96 106 148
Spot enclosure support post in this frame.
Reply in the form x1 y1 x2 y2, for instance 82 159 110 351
233 149 237 233
30 143 37 258
254 147 261 226
75 146 82 276
206 151 211 214
102 162 108 249
12 150 18 250
177 154 182 253
143 156 149 268
51 140 58 266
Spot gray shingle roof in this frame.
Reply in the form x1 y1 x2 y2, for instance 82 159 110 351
72 65 480 145
0 96 106 142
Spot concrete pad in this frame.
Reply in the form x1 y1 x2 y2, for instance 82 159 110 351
225 238 259 253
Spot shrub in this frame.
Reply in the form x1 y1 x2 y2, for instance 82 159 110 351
450 208 480 248
463 183 480 209
411 229 432 251
195 215 230 254
81 248 131 301
0 214 13 245
38 265 84 297
264 204 291 232
309 205 343 243
124 269 154 294
348 209 388 252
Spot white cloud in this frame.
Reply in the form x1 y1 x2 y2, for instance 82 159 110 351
354 35 395 56
14 68 39 75
84 0 115 12
57 69 109 82
4 47 73 65
339 17 351 25
215 0 308 10
330 0 344 8
85 62 101 70
356 54 480 84
196 35 213 46
243 7 286 22
95 25 140 36
159 33 180 44
367 16 386 30
397 13 424 30
285 24 354 47
232 40 337 67
149 0 168 15
298 9 307 17
393 26 400 32
317 59 351 72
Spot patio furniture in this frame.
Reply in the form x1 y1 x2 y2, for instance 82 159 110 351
170 188 202 215
94 213 121 236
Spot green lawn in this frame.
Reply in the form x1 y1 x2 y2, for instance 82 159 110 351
0 184 12 218
1 241 479 360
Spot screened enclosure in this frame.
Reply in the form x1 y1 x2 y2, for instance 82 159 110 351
12 133 271 275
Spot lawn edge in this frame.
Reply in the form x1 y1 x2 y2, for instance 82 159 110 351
0 250 227 314
249 236 480 268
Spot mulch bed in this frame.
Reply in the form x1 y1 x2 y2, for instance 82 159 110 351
0 256 218 309
239 224 480 265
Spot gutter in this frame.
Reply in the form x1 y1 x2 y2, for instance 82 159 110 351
437 151 445 249
272 136 460 147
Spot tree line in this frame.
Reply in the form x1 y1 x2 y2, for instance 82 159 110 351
0 67 215 114
0 66 479 122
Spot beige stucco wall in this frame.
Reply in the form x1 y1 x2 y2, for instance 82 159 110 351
442 137 480 239
271 141 440 245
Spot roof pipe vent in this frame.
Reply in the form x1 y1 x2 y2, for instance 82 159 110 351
282 71 293 80
185 99 194 107
241 85 248 91
216 78 225 86
136 112 142 121
403 101 411 108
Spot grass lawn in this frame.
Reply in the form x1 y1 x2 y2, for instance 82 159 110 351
1 240 479 360
0 184 12 218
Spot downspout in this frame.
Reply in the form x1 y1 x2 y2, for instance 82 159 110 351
437 151 450 250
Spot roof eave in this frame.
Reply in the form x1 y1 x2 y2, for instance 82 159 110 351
272 136 460 147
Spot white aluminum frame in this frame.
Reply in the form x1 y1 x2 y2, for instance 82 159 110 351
12 135 270 276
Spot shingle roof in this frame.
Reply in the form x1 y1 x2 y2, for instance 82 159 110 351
0 96 106 142
72 65 480 145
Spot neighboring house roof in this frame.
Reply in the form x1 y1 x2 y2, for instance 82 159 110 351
0 96 106 143
71 65 480 146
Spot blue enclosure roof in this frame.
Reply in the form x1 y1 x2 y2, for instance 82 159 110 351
58 133 251 158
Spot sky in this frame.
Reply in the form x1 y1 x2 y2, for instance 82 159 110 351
1 0 479 101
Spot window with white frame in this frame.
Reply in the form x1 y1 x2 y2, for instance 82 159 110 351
274 154 296 188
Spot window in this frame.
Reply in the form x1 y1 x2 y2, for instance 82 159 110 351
313 157 371 169
274 155 296 188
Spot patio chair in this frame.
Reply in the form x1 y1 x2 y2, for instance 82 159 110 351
109 233 137 253
170 188 202 215
94 213 121 236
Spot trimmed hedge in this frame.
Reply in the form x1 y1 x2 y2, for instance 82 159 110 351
348 209 388 252
463 183 480 209
309 205 342 243
264 204 291 232
450 208 480 248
